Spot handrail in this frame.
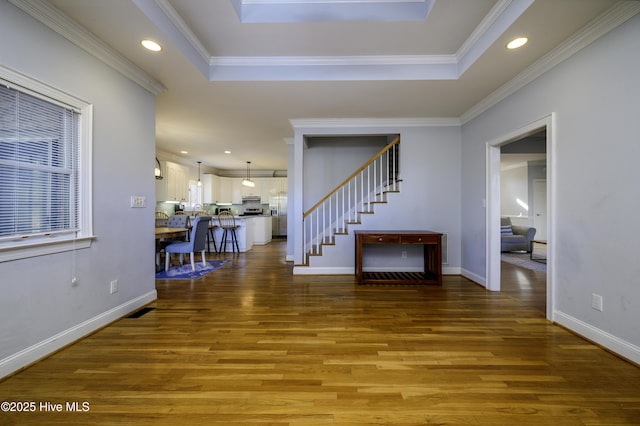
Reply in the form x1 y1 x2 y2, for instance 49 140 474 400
303 136 400 218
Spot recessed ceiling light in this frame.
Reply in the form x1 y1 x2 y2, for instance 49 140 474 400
141 39 162 52
180 150 188 154
507 37 528 50
224 150 231 154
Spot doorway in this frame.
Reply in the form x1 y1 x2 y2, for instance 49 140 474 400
532 179 547 240
486 114 554 321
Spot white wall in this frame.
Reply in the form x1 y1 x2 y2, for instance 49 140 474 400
461 14 640 359
500 165 529 219
0 2 157 377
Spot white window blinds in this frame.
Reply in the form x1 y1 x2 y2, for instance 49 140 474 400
0 84 80 241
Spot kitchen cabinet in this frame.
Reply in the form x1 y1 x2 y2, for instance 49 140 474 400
252 216 272 245
257 177 287 203
205 176 287 204
156 161 188 202
241 178 261 198
202 174 219 204
218 177 242 204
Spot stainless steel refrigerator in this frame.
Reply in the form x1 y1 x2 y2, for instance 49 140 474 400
269 194 287 237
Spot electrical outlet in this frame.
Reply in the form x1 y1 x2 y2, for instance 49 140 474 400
591 293 603 312
401 251 407 258
110 279 119 294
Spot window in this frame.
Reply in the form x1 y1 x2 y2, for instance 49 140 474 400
0 66 93 262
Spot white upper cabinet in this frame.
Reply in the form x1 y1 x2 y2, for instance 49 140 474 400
204 175 287 204
202 174 219 204
156 161 188 202
218 177 243 204
241 177 261 198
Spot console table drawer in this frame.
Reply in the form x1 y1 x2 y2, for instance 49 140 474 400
401 235 436 244
360 234 401 244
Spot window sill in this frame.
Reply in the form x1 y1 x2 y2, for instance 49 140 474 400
0 236 95 263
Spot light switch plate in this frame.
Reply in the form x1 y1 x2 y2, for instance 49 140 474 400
131 196 146 208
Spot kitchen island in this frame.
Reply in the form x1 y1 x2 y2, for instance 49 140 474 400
210 215 272 252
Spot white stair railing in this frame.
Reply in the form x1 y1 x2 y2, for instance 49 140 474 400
302 137 400 263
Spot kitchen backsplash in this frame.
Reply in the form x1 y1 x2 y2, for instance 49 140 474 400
155 202 269 216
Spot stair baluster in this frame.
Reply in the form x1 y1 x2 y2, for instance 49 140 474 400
302 137 400 265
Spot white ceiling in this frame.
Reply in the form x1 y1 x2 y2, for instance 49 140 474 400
39 0 619 172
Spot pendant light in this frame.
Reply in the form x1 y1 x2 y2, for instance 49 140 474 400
155 158 163 180
242 161 255 188
197 161 202 187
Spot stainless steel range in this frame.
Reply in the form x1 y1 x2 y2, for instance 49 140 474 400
242 207 263 216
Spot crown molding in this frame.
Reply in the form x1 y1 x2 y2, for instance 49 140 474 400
211 55 457 67
461 1 640 124
132 0 211 77
134 0 529 82
456 0 514 60
456 0 534 76
8 0 166 95
152 0 210 63
290 117 461 130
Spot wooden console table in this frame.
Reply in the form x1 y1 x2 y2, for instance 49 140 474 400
355 230 442 285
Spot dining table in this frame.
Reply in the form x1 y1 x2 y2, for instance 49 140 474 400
155 227 189 240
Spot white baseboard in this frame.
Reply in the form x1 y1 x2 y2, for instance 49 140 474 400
553 311 640 365
461 268 486 287
442 266 461 275
293 266 354 275
0 290 157 379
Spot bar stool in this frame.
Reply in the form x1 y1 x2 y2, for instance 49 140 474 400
218 211 240 253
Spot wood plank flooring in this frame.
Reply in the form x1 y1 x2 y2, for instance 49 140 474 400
1 241 639 425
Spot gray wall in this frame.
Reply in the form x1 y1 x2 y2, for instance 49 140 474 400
294 123 462 272
303 136 388 211
461 14 640 354
0 2 157 376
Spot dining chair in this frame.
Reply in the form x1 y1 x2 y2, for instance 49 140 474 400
195 210 217 252
158 214 191 269
164 216 211 271
166 214 189 229
161 214 191 248
155 211 169 227
218 211 240 253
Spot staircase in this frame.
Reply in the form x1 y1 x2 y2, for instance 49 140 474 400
299 136 401 266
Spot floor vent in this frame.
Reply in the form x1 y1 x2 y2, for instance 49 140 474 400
127 307 155 318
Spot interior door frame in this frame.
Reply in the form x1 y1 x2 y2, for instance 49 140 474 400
486 113 555 321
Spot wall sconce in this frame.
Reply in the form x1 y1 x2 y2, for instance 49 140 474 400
155 158 163 180
242 161 255 187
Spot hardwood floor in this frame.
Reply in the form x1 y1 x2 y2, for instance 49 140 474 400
1 241 639 425
500 256 547 315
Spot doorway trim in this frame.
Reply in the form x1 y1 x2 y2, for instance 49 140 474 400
486 113 555 321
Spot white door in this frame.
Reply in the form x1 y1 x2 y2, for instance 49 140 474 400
533 179 547 240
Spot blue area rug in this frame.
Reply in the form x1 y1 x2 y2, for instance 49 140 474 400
156 260 230 280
